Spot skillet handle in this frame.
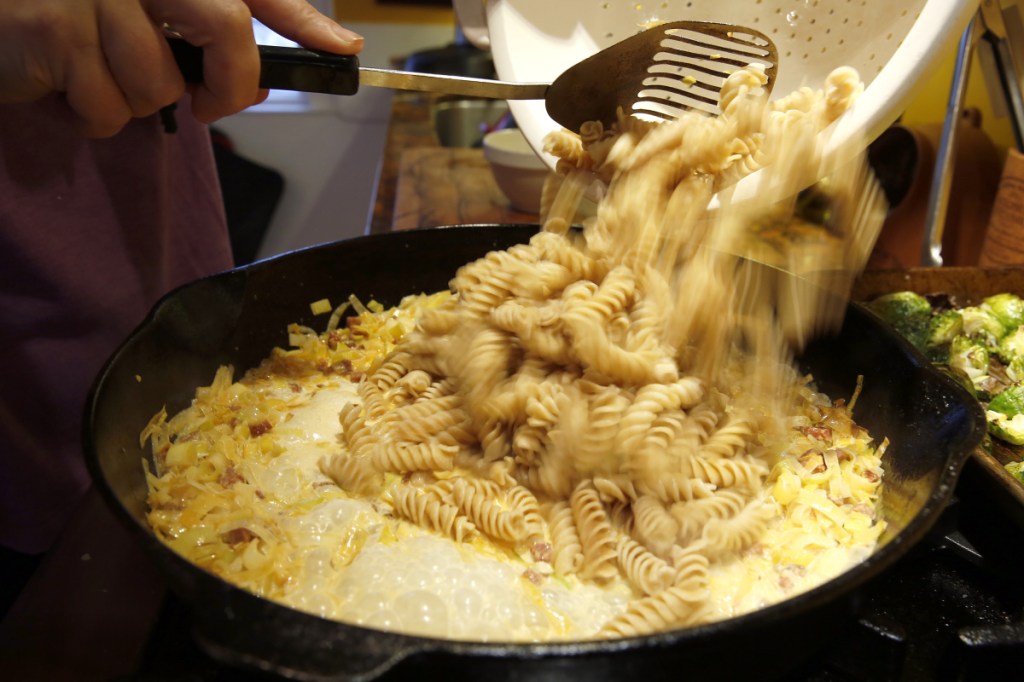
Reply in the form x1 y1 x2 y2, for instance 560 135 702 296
167 38 360 96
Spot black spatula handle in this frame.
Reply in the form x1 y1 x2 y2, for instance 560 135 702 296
168 38 360 96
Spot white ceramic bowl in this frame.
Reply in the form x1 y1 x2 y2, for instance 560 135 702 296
483 128 551 213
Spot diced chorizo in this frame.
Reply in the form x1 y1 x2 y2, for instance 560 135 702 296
248 420 273 437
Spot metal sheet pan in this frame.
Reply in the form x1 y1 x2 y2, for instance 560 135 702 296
854 266 1024 527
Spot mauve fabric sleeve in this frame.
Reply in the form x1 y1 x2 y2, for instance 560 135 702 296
0 96 235 553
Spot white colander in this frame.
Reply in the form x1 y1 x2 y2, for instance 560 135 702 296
455 0 978 180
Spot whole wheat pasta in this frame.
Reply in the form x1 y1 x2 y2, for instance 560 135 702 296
505 485 546 540
319 454 383 496
597 580 709 637
570 483 620 583
339 402 376 456
452 477 528 544
390 484 477 543
670 489 749 545
144 63 890 642
617 535 675 596
631 495 680 559
373 441 458 473
546 499 584 576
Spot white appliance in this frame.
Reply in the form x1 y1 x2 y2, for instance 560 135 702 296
215 6 453 259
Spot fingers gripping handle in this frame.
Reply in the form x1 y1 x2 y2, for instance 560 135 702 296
168 38 360 96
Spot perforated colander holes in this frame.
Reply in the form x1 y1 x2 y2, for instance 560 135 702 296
601 2 679 41
759 0 903 74
597 0 920 75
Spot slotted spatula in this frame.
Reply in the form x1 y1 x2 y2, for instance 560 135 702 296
170 21 776 132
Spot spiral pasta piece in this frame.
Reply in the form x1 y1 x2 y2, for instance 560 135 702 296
388 395 467 440
597 581 708 638
592 475 640 504
319 454 383 496
452 477 527 544
631 495 679 558
617 535 675 596
339 402 376 457
547 500 584 575
371 352 413 392
690 455 768 493
700 499 772 559
531 231 607 282
570 483 619 583
639 474 716 503
699 417 755 459
374 441 458 474
505 485 546 540
390 484 477 543
669 489 749 545
575 388 630 472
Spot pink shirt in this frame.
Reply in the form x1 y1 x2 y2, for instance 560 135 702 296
0 96 235 553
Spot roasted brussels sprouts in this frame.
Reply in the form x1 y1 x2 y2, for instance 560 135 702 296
866 291 932 350
982 293 1024 334
989 383 1024 416
987 384 1024 445
925 310 964 362
1007 460 1024 485
948 334 990 388
868 290 1024 466
1007 354 1024 384
960 306 1005 345
997 325 1024 365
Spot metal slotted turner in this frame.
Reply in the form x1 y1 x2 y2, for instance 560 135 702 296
544 21 777 131
170 21 776 132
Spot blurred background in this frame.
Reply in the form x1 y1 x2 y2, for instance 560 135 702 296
216 1 1021 267
215 0 457 261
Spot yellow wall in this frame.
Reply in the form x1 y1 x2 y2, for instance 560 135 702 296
333 0 454 25
890 45 1015 152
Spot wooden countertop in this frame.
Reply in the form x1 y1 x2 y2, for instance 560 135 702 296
371 93 540 233
391 148 539 230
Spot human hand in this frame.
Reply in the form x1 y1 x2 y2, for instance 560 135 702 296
0 0 363 137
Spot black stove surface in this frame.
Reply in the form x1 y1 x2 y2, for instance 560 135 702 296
122 471 1024 682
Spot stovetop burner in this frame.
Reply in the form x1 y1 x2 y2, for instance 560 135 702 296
124 476 1024 682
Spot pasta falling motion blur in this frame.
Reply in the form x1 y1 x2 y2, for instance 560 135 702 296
142 64 889 641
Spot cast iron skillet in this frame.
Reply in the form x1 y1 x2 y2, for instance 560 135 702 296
84 225 984 682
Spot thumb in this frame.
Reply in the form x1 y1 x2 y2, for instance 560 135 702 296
244 0 363 54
